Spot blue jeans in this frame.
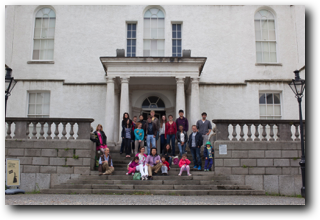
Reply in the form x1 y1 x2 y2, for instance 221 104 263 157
167 157 172 166
178 143 186 157
166 134 176 156
190 147 201 167
205 158 213 170
160 134 166 154
146 134 156 155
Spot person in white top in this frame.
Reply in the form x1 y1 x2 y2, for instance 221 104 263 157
176 125 189 158
159 115 167 154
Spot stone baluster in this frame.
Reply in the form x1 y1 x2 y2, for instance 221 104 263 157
232 124 237 141
247 124 252 141
239 124 245 141
26 122 31 139
54 122 60 139
31 121 38 139
261 124 267 141
46 122 53 139
39 122 45 139
69 122 75 139
269 124 275 141
294 124 300 141
61 122 67 139
6 121 12 139
254 124 260 141
276 124 280 141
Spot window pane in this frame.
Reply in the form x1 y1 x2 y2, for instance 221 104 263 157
43 104 50 115
127 46 131 53
151 28 157 38
173 47 176 53
142 99 150 108
144 10 151 18
266 94 273 104
127 30 131 38
144 18 150 28
256 52 262 63
260 105 266 115
36 104 42 114
268 20 275 29
270 52 277 62
151 40 157 56
28 104 36 114
127 39 132 46
158 28 164 38
144 28 150 38
43 93 50 104
172 24 176 31
34 40 40 50
47 40 54 49
46 50 54 60
262 30 268 40
158 18 164 28
177 24 181 31
34 28 41 38
29 93 36 104
143 40 150 49
274 105 281 115
269 30 276 40
157 40 164 50
143 50 150 56
173 40 176 46
172 31 176 38
132 30 136 38
35 18 42 28
177 31 181 38
36 93 43 104
33 50 39 60
267 105 273 116
274 93 280 104
151 18 157 29
255 30 261 41
157 99 165 107
148 96 159 103
177 40 181 46
48 10 56 17
49 18 55 28
262 42 269 52
259 93 266 104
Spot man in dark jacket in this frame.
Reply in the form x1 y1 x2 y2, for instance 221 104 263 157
176 109 189 133
143 115 157 155
188 125 203 171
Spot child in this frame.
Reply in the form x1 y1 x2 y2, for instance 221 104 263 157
135 146 149 180
178 154 191 176
176 125 188 157
162 144 173 166
134 122 144 155
126 156 139 175
203 141 214 171
161 156 170 175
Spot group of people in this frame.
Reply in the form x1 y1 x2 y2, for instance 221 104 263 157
90 110 215 178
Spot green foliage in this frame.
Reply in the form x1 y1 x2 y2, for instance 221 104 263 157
64 148 69 151
293 157 299 161
242 165 248 168
72 155 79 159
130 191 151 195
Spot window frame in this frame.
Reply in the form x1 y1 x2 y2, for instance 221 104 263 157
27 91 51 118
32 7 56 61
172 23 182 57
126 22 137 57
259 91 282 119
254 9 278 64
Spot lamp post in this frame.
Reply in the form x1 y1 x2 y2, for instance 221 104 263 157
5 67 17 117
288 69 305 198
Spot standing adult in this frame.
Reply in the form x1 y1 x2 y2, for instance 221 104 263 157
176 109 189 133
138 114 147 147
132 116 138 154
150 110 160 148
159 115 167 154
143 115 157 155
196 112 212 148
188 125 203 171
134 122 144 155
165 115 177 156
98 148 114 175
146 148 162 180
91 124 108 153
120 112 131 154
121 118 134 158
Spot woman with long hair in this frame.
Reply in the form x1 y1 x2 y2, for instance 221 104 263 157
92 124 108 153
122 118 134 158
159 115 167 154
120 112 131 154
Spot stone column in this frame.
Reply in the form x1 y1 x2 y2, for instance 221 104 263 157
119 77 130 142
114 89 120 143
176 77 186 119
105 76 115 143
190 77 200 126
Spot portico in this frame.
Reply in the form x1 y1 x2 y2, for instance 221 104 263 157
100 57 207 146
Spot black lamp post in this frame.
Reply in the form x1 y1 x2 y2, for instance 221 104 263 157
288 69 305 198
5 67 17 117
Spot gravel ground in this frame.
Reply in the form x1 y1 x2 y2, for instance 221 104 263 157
5 194 305 205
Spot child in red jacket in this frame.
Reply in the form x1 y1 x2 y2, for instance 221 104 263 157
178 154 191 176
161 156 170 175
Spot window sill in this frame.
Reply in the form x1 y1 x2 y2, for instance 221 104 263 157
255 63 282 66
27 61 55 64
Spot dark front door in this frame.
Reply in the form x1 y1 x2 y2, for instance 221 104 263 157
142 110 166 121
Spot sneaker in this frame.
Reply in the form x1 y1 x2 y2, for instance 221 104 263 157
149 177 153 180
198 166 201 171
178 174 181 176
193 166 198 169
126 173 129 175
164 173 168 176
132 173 135 176
141 176 144 180
188 174 192 176
145 176 148 181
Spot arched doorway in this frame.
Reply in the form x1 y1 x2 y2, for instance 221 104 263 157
141 96 166 120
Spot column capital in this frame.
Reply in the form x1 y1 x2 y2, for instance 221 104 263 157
175 77 185 84
105 76 115 83
190 77 200 84
120 76 130 83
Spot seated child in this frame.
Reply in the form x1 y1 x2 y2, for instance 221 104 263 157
126 156 139 175
178 154 191 176
161 156 170 175
203 141 214 172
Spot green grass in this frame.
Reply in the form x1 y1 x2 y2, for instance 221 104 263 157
72 155 79 159
242 165 248 168
129 191 151 195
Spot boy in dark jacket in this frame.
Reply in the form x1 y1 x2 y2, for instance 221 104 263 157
203 141 214 171
188 125 203 171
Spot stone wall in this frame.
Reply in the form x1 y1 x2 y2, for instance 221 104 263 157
214 141 303 196
5 139 95 192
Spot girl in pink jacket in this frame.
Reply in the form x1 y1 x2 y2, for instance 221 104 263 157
178 154 192 176
126 156 139 175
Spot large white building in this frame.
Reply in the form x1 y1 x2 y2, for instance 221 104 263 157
5 5 305 145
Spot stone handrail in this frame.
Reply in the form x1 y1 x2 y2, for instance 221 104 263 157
5 117 94 140
212 119 305 141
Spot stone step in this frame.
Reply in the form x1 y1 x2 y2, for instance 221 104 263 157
41 189 265 196
89 171 217 176
105 163 207 168
63 179 236 185
52 184 252 190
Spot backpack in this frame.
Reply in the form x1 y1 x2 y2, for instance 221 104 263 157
173 156 179 165
133 172 141 180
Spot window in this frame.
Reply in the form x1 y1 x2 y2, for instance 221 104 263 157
33 8 56 60
28 92 50 118
127 23 136 57
259 92 281 119
172 24 182 57
143 8 165 56
254 9 277 63
141 96 165 109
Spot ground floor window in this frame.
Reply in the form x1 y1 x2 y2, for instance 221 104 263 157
259 92 281 119
28 92 50 118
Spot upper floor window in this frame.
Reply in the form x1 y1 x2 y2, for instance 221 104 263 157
127 23 136 57
254 9 277 63
259 92 281 119
28 92 50 118
33 7 56 60
143 8 165 56
172 24 182 57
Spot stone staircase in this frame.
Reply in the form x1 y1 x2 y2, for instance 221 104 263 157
41 146 265 196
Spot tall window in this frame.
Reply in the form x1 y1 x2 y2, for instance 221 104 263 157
33 8 56 60
143 8 165 56
259 92 281 119
28 92 50 118
254 9 277 63
127 23 136 57
172 24 182 57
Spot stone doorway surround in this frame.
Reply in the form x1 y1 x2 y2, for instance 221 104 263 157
100 57 207 145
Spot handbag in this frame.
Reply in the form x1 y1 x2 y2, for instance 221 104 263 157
173 156 179 165
133 172 141 180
